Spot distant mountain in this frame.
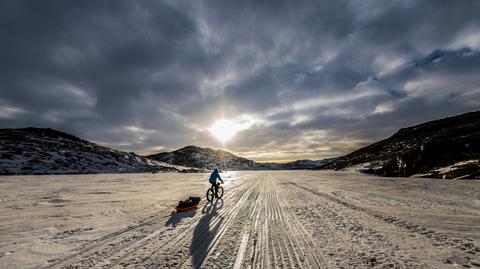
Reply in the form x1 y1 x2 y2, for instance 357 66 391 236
321 111 480 179
258 159 334 170
0 128 196 175
147 145 333 170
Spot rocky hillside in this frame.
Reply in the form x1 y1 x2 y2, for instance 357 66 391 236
321 111 480 179
147 146 333 170
0 128 193 175
147 146 258 170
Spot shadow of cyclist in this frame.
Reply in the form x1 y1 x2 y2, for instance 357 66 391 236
190 198 224 268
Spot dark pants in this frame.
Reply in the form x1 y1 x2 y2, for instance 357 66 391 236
210 182 219 195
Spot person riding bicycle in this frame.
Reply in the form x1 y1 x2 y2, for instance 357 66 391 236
209 168 224 195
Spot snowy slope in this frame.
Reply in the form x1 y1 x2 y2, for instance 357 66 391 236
321 111 480 179
0 128 197 175
147 146 258 170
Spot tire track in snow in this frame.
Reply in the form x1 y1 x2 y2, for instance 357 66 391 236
124 181 258 268
42 214 170 268
287 181 480 258
45 180 253 269
199 184 260 268
114 179 257 268
286 181 480 268
240 177 326 269
43 173 471 269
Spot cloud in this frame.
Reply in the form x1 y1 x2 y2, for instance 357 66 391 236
1 0 479 160
0 105 26 119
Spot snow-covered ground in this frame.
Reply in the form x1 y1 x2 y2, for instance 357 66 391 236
0 171 479 268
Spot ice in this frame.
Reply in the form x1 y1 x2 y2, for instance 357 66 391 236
1 170 479 268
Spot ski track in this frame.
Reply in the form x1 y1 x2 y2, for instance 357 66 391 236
41 176 480 269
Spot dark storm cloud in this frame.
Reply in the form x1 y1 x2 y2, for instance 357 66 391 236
1 0 480 160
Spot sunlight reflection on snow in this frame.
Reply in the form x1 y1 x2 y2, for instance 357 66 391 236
221 171 239 187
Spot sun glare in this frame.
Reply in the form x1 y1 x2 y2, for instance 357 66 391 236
208 119 243 144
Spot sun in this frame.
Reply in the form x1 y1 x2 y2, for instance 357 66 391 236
208 119 243 144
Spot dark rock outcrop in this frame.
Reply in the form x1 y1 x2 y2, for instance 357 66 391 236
321 111 480 179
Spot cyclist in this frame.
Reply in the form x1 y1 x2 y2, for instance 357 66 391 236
208 168 224 196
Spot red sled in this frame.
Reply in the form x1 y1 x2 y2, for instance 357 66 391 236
175 196 201 213
175 203 199 212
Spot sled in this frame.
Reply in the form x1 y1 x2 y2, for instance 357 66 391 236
175 203 200 212
174 196 201 213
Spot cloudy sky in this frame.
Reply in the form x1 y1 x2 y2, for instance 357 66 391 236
1 0 480 161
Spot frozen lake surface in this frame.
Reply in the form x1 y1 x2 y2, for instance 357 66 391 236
1 171 479 268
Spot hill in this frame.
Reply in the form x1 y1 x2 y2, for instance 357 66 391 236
321 111 480 179
0 128 194 175
147 146 258 170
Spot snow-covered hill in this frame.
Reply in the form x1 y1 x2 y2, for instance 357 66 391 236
0 128 196 175
321 111 480 179
147 146 258 170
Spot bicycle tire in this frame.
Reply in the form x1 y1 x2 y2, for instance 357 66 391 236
216 186 224 199
206 188 214 202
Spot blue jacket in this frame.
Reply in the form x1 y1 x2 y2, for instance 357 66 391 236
209 170 222 184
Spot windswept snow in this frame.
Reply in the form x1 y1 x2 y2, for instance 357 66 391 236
0 171 479 268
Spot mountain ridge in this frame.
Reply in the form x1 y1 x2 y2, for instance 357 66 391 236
0 128 332 175
0 127 197 175
146 145 333 170
320 111 480 179
2 110 478 177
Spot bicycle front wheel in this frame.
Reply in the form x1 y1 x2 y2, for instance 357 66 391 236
216 186 224 199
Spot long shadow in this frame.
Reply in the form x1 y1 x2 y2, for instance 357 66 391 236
165 208 197 228
190 199 224 268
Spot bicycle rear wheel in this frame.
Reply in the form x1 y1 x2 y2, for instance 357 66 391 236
206 187 214 202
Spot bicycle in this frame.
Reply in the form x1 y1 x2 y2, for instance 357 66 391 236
206 182 224 202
